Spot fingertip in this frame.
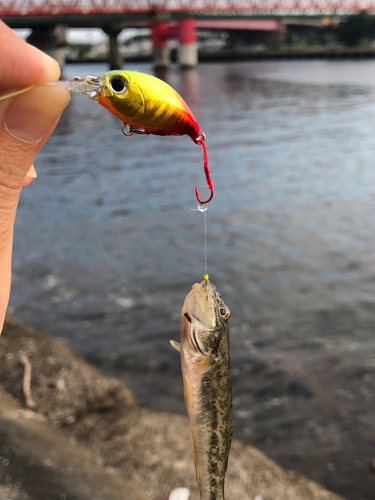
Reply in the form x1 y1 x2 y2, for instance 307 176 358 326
22 175 35 188
34 46 61 83
0 22 62 90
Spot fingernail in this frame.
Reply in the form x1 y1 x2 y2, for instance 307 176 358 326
26 164 37 178
3 86 70 143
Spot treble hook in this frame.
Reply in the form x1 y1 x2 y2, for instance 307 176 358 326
122 123 147 136
194 133 214 204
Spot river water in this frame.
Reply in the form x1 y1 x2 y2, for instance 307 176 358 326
8 60 375 499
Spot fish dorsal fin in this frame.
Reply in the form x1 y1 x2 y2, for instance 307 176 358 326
170 340 180 352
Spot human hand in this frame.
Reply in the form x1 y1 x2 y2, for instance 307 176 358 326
0 21 71 332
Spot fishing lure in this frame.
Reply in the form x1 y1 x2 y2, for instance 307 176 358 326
52 71 213 204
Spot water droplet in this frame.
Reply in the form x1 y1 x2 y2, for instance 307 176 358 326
190 202 208 212
197 203 208 212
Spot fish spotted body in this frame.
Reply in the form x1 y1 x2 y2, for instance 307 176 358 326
174 279 232 500
96 70 202 141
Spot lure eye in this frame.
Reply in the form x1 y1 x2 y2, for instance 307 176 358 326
219 307 230 319
109 77 127 94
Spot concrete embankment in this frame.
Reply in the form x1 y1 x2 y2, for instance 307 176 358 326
66 46 375 65
0 317 345 500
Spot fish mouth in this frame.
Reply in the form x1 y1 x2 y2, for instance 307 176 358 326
189 279 216 303
182 279 217 330
200 278 212 292
192 278 213 294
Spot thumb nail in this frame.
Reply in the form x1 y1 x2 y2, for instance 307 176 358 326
3 86 71 144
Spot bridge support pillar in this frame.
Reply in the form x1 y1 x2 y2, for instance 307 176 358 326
27 26 66 68
177 19 197 69
152 23 170 69
103 25 123 70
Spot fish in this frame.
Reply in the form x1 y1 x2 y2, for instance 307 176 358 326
171 278 232 500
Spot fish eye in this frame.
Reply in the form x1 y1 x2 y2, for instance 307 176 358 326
109 77 127 94
219 307 230 319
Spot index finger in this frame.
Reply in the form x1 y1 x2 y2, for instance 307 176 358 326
0 21 61 96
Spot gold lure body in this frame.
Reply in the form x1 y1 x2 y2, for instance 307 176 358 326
96 70 202 140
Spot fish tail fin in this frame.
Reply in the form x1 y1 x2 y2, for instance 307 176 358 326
190 433 200 488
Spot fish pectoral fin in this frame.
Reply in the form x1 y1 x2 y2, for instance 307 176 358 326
200 353 214 367
170 340 181 352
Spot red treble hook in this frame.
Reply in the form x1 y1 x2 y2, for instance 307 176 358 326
194 135 214 204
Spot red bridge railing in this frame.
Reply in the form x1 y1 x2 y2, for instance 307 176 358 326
1 0 375 16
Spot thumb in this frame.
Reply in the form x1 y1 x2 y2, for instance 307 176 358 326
0 86 70 190
0 84 70 210
0 85 70 188
0 85 70 330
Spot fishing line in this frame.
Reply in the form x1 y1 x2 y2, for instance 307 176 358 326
204 210 208 279
0 86 34 101
191 202 209 279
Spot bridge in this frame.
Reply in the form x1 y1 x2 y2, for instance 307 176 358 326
2 0 375 20
1 0 374 68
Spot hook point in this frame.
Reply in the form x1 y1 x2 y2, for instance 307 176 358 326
195 185 213 205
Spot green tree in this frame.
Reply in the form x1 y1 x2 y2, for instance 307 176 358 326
338 11 375 46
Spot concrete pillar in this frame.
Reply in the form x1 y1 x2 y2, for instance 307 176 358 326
154 67 170 84
103 25 123 70
27 26 66 68
177 19 197 69
152 22 170 69
180 68 198 106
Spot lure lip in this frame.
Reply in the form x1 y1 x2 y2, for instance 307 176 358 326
48 75 104 100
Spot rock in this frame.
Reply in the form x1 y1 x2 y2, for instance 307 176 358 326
168 488 190 500
0 316 136 427
0 389 149 500
0 317 344 500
